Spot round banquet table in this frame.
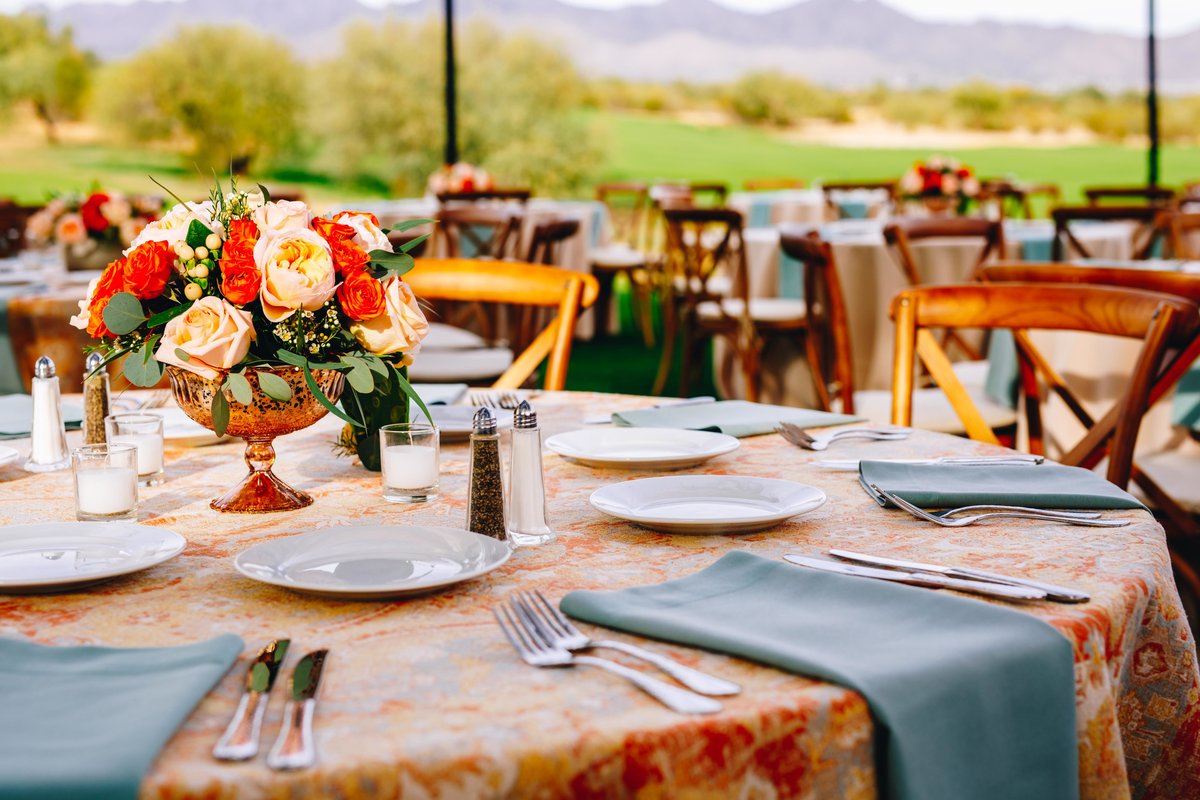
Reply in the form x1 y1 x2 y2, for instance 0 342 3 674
1 390 1196 800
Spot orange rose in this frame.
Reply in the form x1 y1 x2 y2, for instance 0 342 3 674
311 216 355 244
223 218 259 262
72 258 126 338
337 270 386 321
220 258 262 306
122 240 173 300
330 237 370 276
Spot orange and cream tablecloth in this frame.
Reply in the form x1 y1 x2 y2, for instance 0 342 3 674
0 391 1196 799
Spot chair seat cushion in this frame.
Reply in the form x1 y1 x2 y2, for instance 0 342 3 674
1133 442 1200 513
408 347 514 382
852 388 1019 434
696 297 808 324
422 322 487 351
951 360 992 391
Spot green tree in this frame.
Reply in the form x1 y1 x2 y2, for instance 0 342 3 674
93 25 305 172
725 71 849 126
0 14 92 143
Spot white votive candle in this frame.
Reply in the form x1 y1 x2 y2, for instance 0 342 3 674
76 467 138 515
112 433 164 476
382 445 439 490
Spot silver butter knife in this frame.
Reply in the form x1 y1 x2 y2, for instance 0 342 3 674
829 549 1090 604
815 455 1045 471
213 639 290 761
783 554 1047 601
267 649 328 771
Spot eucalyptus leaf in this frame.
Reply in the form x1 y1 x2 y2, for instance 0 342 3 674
225 371 253 405
122 343 163 387
211 390 230 438
397 232 430 254
304 365 360 428
346 363 374 393
257 371 293 402
101 292 146 336
367 250 415 277
383 218 432 234
363 355 389 378
173 348 191 363
185 219 213 249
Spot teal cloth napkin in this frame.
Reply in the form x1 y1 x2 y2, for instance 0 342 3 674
0 394 83 439
612 400 862 438
561 551 1079 800
0 634 243 800
1172 362 1200 430
859 460 1145 509
836 199 870 219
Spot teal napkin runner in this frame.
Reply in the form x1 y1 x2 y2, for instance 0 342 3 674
0 634 243 800
561 552 1079 800
0 394 83 439
612 400 862 437
859 460 1145 509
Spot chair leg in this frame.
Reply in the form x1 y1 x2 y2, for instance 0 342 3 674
630 271 656 348
739 341 761 404
678 321 701 399
592 270 615 339
652 300 678 397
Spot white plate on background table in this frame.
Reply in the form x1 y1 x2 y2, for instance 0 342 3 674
234 525 512 599
0 522 185 594
590 475 826 534
0 446 18 468
415 404 514 442
546 427 739 470
145 406 231 447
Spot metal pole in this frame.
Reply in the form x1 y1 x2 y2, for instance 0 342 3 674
1147 0 1160 187
444 0 459 166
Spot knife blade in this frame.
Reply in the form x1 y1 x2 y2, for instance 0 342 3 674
783 554 1047 601
814 455 1045 471
212 639 290 761
828 549 1090 603
267 649 328 771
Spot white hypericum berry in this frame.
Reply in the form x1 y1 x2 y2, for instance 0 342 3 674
184 283 203 301
194 246 209 260
205 233 221 250
177 243 195 261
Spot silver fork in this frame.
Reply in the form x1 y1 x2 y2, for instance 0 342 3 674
493 603 722 715
872 485 1131 528
777 422 909 451
468 390 522 410
513 590 740 696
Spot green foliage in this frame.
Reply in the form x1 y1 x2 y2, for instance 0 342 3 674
725 71 850 126
0 14 93 141
93 25 305 172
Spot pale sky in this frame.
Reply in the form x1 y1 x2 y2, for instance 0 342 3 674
2 0 1197 37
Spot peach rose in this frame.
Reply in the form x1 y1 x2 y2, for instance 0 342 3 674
55 213 87 246
349 277 429 356
253 200 311 236
254 228 337 322
334 211 392 253
155 296 255 380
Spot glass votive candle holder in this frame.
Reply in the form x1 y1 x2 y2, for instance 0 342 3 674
72 443 139 521
105 413 165 486
380 423 440 503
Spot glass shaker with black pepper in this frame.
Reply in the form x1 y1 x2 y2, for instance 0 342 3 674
82 351 110 445
466 407 507 541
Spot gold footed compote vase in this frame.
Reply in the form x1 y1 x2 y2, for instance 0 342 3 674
166 365 346 513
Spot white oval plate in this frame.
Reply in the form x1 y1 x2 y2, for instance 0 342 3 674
148 406 230 447
0 522 186 594
590 475 826 534
234 525 512 599
0 446 18 468
415 405 514 443
546 427 739 469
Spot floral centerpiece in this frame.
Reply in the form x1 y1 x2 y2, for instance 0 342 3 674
71 177 432 512
26 190 163 270
899 155 981 215
427 162 495 196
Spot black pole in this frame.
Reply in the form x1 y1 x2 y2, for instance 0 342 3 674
444 0 459 166
1147 0 1160 187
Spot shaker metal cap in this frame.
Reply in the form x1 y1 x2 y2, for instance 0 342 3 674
34 355 56 379
472 406 497 434
513 399 537 429
85 352 104 372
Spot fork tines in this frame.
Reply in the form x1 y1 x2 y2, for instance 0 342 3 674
468 390 521 410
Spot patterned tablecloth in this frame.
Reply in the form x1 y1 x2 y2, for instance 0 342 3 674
0 391 1196 799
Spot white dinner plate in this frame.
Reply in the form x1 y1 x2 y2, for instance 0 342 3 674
0 446 18 468
416 405 514 442
147 406 230 447
0 522 186 594
590 475 826 534
546 427 739 469
234 525 512 599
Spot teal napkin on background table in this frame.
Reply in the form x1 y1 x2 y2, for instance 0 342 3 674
0 394 83 439
561 551 1078 800
859 460 1144 509
612 400 862 437
0 634 243 800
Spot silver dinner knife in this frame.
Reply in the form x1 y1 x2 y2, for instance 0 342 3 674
814 455 1045 471
783 554 1047 601
829 549 1090 604
213 639 290 761
267 649 328 771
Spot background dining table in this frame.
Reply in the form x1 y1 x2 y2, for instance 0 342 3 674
0 390 1195 799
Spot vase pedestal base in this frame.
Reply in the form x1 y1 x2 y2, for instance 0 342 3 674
211 469 313 514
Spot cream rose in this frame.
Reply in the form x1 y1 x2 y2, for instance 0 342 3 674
127 201 222 253
255 228 337 322
335 211 392 253
253 200 311 236
349 277 429 356
154 296 255 380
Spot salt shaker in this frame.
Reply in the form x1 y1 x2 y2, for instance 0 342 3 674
82 351 110 445
506 400 555 547
25 355 70 472
466 407 506 540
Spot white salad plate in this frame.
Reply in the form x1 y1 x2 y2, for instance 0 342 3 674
234 525 512 599
590 475 827 534
416 405 514 442
0 446 19 468
0 522 186 594
546 427 739 469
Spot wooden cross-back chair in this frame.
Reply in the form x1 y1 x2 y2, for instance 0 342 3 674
821 180 897 218
595 182 649 249
1151 210 1200 260
1050 205 1162 261
889 283 1197 492
1084 185 1176 207
648 182 728 209
403 259 598 391
592 183 655 345
744 178 806 192
434 206 523 260
979 180 1061 219
525 218 580 266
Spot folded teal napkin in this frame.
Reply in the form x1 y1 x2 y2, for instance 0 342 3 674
561 551 1078 800
612 400 862 438
0 634 243 800
859 460 1144 509
0 394 83 439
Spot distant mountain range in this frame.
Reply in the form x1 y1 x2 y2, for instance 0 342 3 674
26 0 1200 90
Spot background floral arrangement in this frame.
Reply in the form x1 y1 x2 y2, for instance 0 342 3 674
71 178 432 441
25 190 162 257
899 155 981 212
426 162 495 195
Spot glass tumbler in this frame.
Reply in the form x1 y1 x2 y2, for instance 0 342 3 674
72 443 139 521
380 423 440 503
106 413 165 486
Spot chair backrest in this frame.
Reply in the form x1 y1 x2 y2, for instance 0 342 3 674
436 189 531 205
1050 205 1162 261
1151 210 1200 260
435 206 523 260
403 258 598 391
821 180 898 213
883 217 1006 286
649 182 727 208
525 218 580 265
744 178 805 191
888 282 1197 487
979 180 1061 219
1084 185 1176 207
595 182 648 249
660 207 749 310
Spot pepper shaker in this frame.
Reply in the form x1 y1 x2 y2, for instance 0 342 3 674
25 355 70 472
466 407 506 540
82 351 110 445
506 401 555 547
